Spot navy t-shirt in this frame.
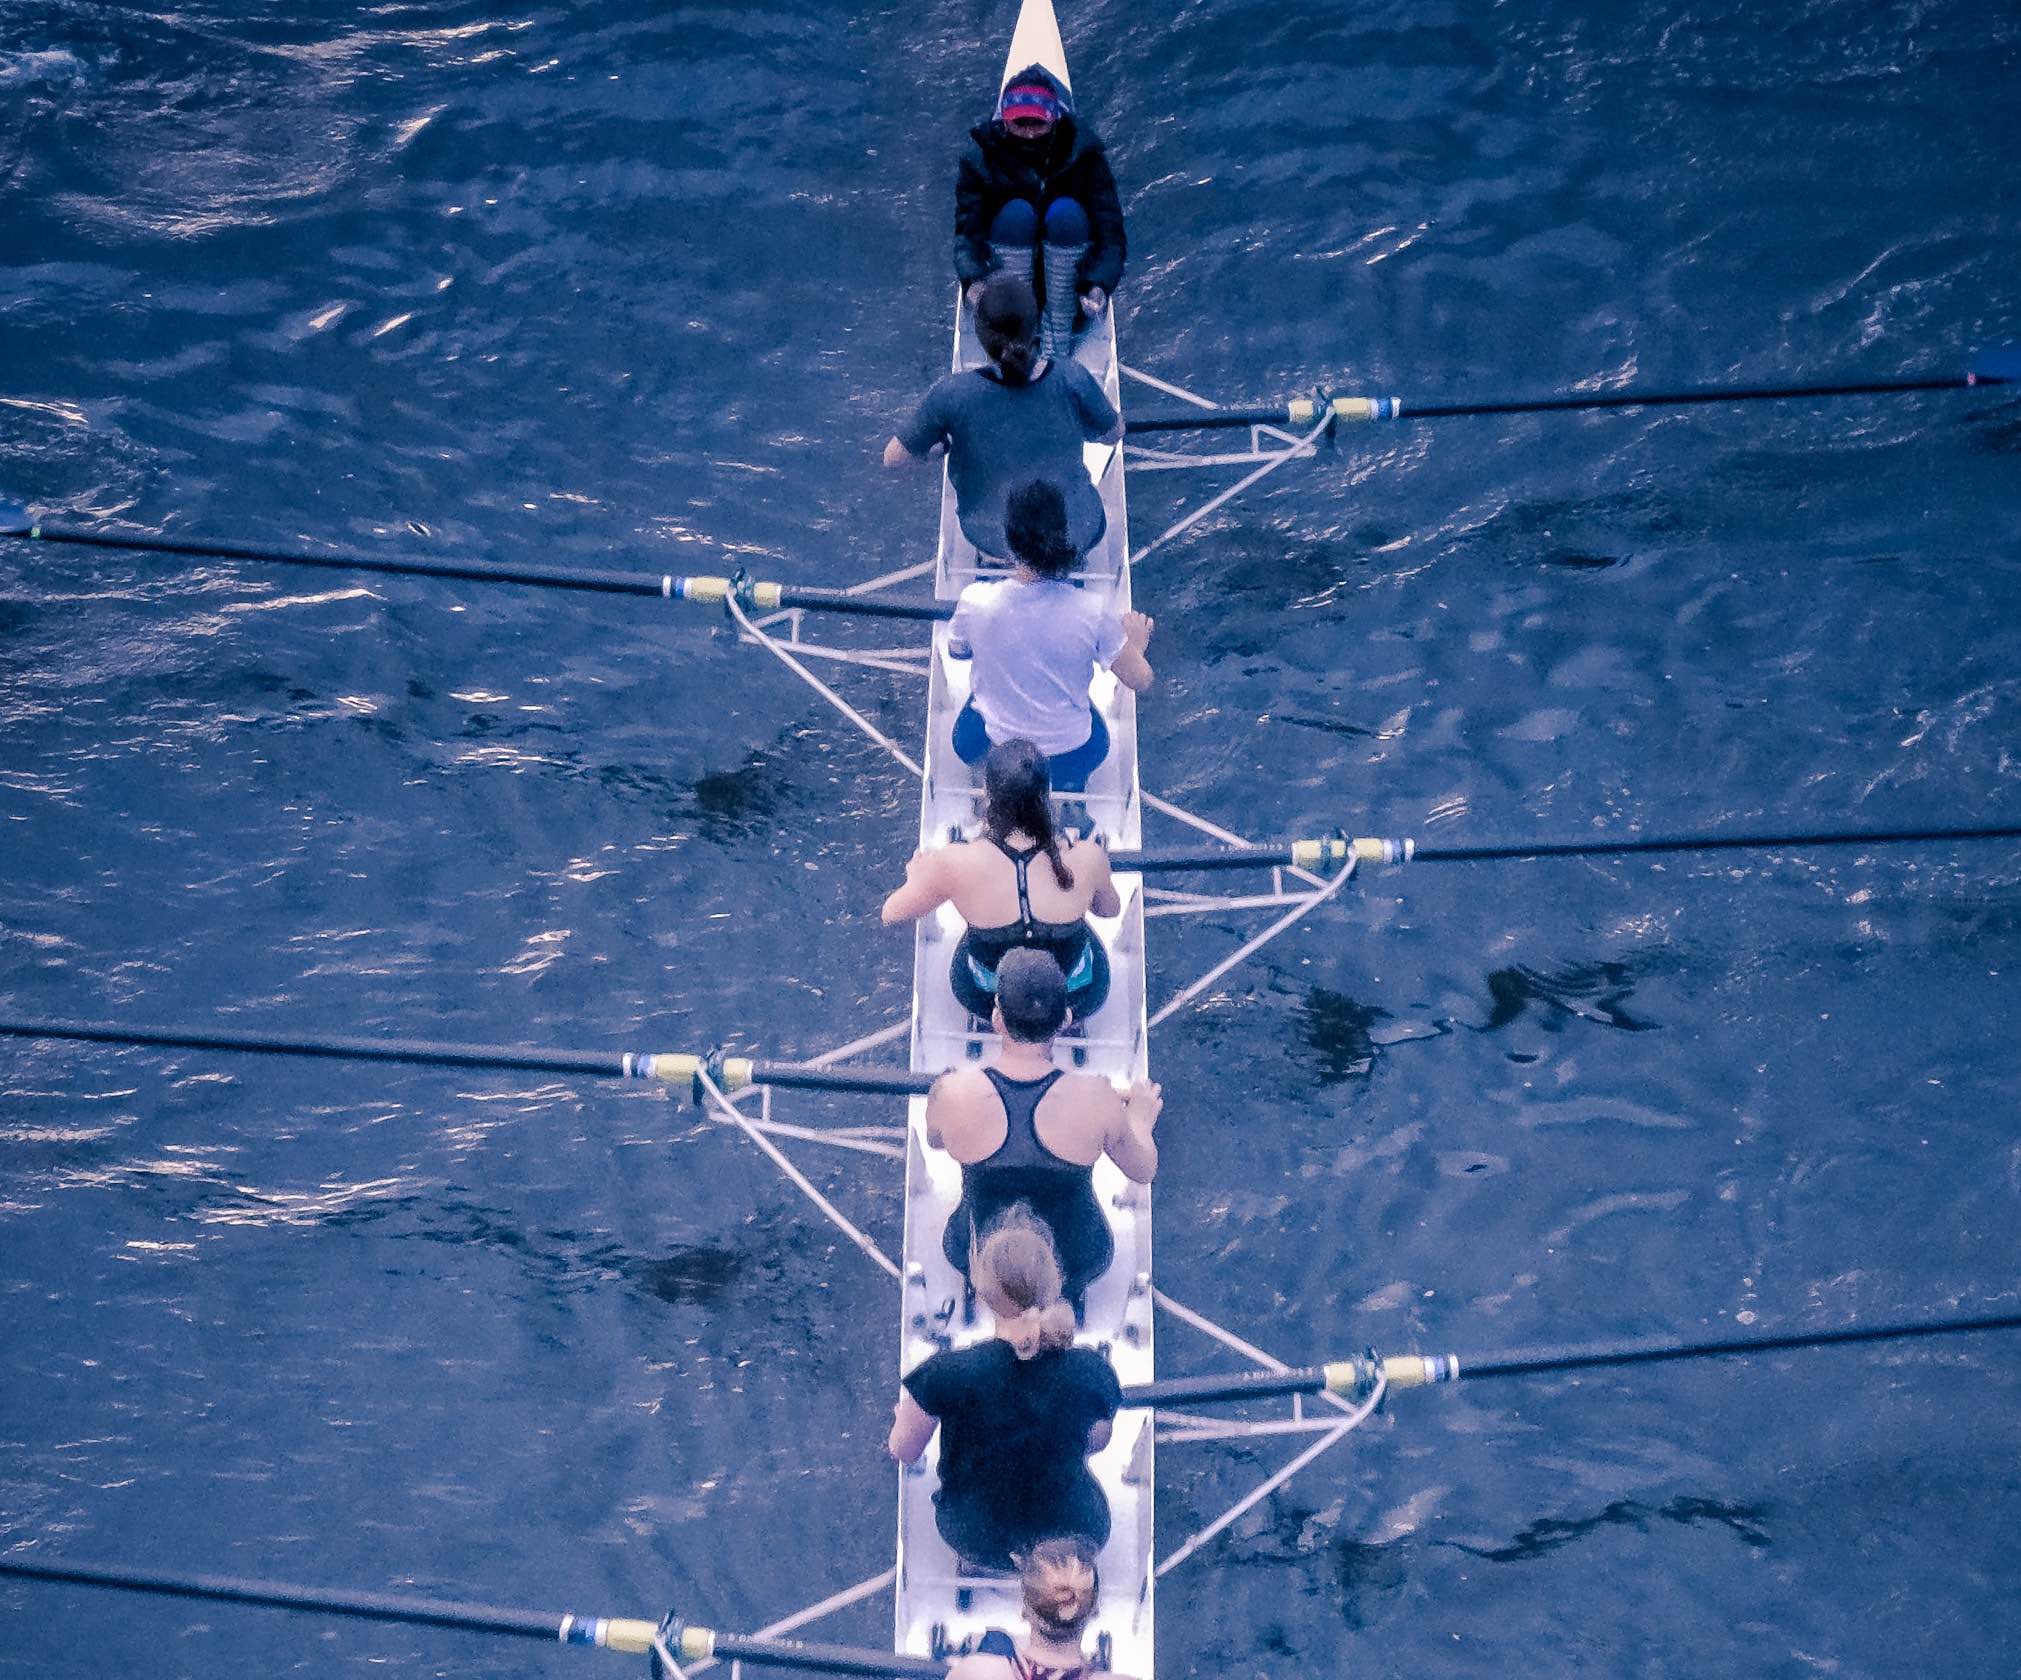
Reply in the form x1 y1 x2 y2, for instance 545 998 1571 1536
897 361 1117 560
903 1339 1121 1562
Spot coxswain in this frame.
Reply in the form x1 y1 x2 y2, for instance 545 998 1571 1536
883 738 1118 1024
946 478 1151 793
888 1204 1124 1572
955 63 1126 356
884 273 1120 566
920 947 1158 1310
948 1538 1132 1680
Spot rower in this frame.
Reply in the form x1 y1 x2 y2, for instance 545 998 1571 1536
945 478 1152 794
883 273 1121 569
955 63 1126 357
921 947 1158 1312
888 1204 1123 1573
883 738 1117 1025
949 1539 1134 1680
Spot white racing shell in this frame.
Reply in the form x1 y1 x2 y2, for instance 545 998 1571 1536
895 2 1153 1675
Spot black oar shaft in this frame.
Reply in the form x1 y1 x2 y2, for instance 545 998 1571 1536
14 524 672 597
0 1555 650 1649
1412 821 2021 865
1124 370 1996 433
0 1018 632 1077
1110 822 2021 875
6 524 949 623
0 1559 949 1676
1124 1309 2021 1409
1404 374 1971 420
1460 1309 2021 1382
0 1019 933 1097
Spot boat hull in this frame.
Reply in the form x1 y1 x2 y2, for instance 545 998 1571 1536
894 4 1153 1672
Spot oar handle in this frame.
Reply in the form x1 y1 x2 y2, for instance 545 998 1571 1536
673 1622 946 1678
1125 396 1403 434
1108 837 1408 874
1121 1354 1449 1409
677 573 950 624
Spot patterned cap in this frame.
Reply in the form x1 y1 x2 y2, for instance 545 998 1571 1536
999 81 1064 129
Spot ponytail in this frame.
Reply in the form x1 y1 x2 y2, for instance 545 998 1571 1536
1016 1538 1101 1641
983 739 1075 891
973 1203 1073 1358
1001 1300 1078 1359
976 274 1042 386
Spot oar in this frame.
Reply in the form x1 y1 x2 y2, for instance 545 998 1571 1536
0 503 949 623
1107 819 2021 875
0 1556 945 1676
0 1018 933 1097
1122 1306 2021 1409
1124 345 2021 434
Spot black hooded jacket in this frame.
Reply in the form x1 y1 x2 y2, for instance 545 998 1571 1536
954 65 1126 296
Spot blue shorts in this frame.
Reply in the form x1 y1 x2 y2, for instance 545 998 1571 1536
952 699 1109 794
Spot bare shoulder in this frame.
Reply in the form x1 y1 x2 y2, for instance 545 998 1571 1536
1063 831 1111 868
1062 1069 1127 1116
932 1065 995 1104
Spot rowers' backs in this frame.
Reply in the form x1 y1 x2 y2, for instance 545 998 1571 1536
884 738 1119 1023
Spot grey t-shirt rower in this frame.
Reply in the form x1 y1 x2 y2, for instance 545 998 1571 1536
897 360 1119 561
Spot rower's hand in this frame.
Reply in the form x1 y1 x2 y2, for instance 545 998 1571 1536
1082 286 1107 317
964 280 987 311
1121 609 1153 650
1123 1080 1161 1130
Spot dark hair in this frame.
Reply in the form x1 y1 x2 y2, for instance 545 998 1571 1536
1004 479 1076 578
977 273 1040 384
984 739 1074 890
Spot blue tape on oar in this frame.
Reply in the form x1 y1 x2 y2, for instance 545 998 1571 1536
0 498 32 537
1968 346 2021 384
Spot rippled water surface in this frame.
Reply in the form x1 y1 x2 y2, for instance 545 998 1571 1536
4 2 2019 1675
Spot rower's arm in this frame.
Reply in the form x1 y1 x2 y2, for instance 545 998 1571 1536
887 1388 937 1463
1083 842 1121 919
922 1072 953 1151
884 435 946 467
1103 1079 1161 1183
1109 611 1154 693
882 847 952 924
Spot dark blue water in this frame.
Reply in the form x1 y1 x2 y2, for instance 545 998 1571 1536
4 2 2019 1675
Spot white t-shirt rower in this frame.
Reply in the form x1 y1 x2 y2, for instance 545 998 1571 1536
948 577 1126 756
